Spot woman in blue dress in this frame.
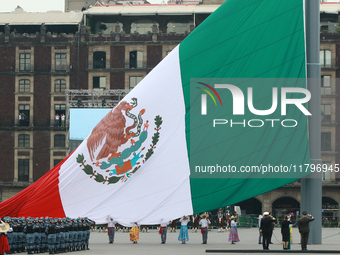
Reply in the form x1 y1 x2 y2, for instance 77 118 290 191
178 216 189 244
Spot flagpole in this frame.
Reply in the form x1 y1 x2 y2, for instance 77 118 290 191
302 0 322 244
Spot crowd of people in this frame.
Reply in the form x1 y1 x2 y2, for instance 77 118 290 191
0 210 316 254
0 217 94 255
105 209 239 246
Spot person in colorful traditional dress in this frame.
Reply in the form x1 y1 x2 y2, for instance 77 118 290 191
0 219 11 255
159 220 170 244
107 217 116 244
228 216 240 244
199 213 210 244
178 216 189 244
129 223 139 244
216 209 225 232
191 215 199 233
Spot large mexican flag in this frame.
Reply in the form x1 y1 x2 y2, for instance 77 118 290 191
0 0 311 225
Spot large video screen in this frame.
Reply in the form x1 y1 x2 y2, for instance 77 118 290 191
69 108 111 151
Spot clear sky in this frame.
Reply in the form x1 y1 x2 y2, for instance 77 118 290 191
0 0 163 13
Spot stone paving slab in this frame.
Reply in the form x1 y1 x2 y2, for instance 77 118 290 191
84 228 340 255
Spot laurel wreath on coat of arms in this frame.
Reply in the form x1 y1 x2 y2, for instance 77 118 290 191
76 98 162 185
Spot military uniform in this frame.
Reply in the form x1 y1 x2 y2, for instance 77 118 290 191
298 212 314 250
33 218 41 253
23 220 35 254
46 221 57 254
39 218 47 253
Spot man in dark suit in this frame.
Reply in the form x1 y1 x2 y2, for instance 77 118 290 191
260 212 276 250
298 211 314 250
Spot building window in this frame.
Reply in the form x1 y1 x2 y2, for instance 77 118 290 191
129 76 142 89
19 53 31 71
19 79 30 93
321 132 331 151
55 79 66 93
129 51 143 68
54 159 63 167
95 22 123 34
93 76 106 89
321 75 331 95
18 159 29 182
55 53 67 71
321 104 331 122
167 21 191 34
131 20 156 34
320 50 331 68
54 104 66 127
54 134 65 148
322 161 332 181
93 51 106 69
19 104 30 126
18 134 30 147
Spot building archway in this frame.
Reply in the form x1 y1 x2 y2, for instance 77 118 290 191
322 197 338 221
272 196 300 222
235 197 262 215
167 20 191 34
131 20 157 34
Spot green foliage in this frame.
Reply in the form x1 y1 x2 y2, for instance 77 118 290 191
152 132 160 145
94 173 105 183
108 176 122 184
155 115 163 129
131 166 141 174
144 148 154 162
76 154 84 164
83 165 93 175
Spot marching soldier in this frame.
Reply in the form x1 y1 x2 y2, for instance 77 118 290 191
33 218 41 254
46 219 57 254
23 218 35 254
84 218 92 250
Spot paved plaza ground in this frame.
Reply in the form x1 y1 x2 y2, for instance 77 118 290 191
85 227 340 255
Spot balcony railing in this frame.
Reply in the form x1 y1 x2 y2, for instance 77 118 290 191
320 58 338 69
66 89 132 109
86 61 148 69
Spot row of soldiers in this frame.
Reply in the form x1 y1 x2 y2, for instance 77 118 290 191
1 217 94 255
